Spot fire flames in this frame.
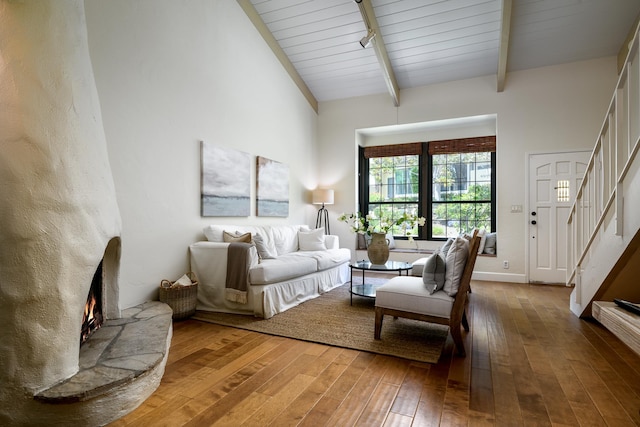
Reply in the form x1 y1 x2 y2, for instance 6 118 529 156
81 292 103 345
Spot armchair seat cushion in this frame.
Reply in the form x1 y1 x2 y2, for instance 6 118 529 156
375 276 454 318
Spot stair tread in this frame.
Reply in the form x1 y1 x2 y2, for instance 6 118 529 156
593 301 640 357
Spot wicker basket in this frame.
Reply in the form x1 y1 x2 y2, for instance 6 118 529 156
159 272 198 320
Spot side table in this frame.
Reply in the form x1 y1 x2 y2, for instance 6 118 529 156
349 260 412 305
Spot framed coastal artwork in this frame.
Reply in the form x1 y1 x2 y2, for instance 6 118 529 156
256 156 289 217
201 142 250 216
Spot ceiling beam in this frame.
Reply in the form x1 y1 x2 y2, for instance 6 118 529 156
497 0 513 92
617 12 640 74
355 0 400 106
236 0 318 113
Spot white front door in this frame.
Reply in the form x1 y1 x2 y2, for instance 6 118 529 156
528 151 589 283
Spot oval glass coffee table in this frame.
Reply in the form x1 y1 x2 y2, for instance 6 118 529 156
349 260 413 305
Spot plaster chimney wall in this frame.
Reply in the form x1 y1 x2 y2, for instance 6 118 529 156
0 0 122 423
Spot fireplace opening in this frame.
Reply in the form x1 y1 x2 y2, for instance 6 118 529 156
81 261 104 345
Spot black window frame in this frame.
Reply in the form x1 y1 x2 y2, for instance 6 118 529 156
358 138 496 240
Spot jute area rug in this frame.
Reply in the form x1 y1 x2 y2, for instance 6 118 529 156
192 278 449 364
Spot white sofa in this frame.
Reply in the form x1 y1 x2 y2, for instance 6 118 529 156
189 225 351 319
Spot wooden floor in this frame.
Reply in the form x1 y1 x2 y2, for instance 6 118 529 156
109 281 640 426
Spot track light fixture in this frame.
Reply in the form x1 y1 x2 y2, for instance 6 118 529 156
359 28 375 48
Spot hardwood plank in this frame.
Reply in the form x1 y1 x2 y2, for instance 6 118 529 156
380 356 411 386
388 364 428 417
325 355 395 425
441 332 472 426
241 373 316 425
485 289 523 425
108 394 167 426
124 395 191 427
181 337 282 399
535 372 579 426
182 338 311 426
107 281 640 427
323 351 376 402
210 391 272 426
468 362 493 419
146 337 303 426
571 359 636 424
268 350 354 425
356 381 400 426
412 345 450 427
466 409 496 426
382 411 413 427
255 352 321 396
502 292 552 426
297 395 342 426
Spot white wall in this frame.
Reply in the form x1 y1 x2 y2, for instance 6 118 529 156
84 0 319 308
318 57 619 282
83 0 622 306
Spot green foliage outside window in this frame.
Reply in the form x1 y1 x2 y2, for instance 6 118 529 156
367 155 421 236
361 143 495 240
431 152 492 238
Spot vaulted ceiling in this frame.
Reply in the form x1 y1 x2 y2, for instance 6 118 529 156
239 0 640 111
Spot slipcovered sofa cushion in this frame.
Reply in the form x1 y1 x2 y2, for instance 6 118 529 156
249 252 317 285
309 248 351 271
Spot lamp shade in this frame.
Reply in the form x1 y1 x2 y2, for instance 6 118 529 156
312 189 334 205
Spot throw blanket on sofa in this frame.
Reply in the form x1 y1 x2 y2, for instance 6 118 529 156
225 242 252 304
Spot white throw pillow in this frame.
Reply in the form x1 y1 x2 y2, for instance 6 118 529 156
298 228 326 251
443 236 469 297
476 229 487 254
203 225 221 242
422 250 446 294
484 232 497 254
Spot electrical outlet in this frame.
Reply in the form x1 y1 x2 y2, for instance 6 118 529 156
503 260 509 269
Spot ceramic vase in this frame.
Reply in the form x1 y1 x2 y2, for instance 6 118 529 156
367 232 390 264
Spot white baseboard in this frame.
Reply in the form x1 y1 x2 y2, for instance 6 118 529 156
472 271 526 283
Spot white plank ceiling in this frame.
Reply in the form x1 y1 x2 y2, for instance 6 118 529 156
247 0 640 104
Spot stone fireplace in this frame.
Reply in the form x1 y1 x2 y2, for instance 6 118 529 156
0 1 171 425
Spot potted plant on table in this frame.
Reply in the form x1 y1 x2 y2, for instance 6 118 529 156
338 212 425 264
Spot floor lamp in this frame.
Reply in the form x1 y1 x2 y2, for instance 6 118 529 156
312 189 334 235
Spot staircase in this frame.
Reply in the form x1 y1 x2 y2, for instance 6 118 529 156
567 24 640 319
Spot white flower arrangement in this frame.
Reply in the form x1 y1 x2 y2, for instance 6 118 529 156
338 212 426 236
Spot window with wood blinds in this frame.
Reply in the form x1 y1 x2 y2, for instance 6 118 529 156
359 136 496 240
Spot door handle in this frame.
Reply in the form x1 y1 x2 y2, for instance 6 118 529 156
531 220 537 225
531 211 537 216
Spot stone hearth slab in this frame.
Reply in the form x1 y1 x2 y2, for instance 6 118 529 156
35 301 172 403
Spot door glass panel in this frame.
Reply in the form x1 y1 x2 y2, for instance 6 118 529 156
556 180 570 202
